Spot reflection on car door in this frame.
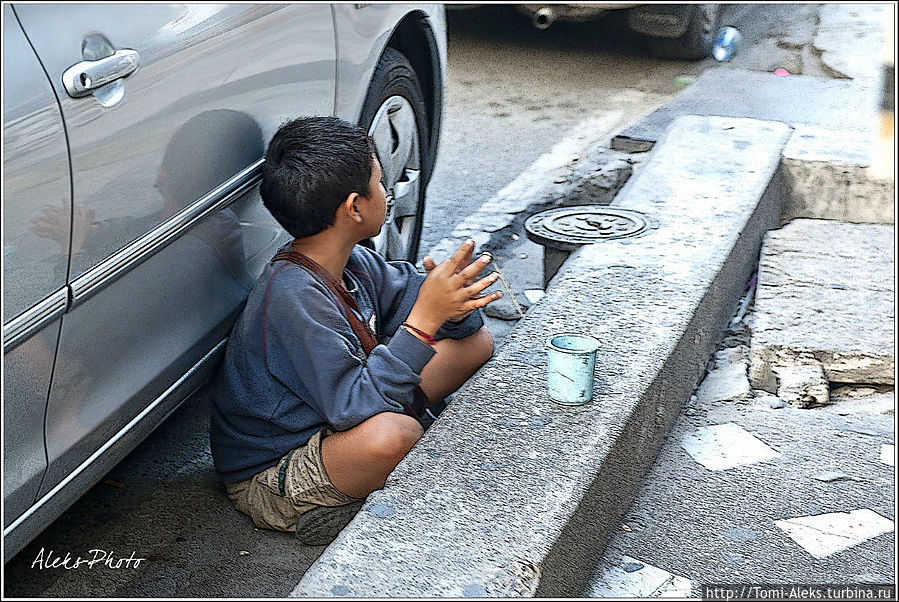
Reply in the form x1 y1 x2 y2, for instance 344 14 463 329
11 4 335 502
2 5 71 531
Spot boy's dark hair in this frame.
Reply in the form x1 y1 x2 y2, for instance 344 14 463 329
261 116 376 239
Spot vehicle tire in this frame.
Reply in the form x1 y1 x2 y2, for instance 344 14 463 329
646 4 721 60
359 47 430 263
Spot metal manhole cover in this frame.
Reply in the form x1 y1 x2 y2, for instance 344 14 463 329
524 206 652 250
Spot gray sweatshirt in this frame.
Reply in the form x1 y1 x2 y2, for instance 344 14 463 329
210 244 483 482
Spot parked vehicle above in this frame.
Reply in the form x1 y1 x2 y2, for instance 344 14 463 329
2 2 447 563
515 3 722 60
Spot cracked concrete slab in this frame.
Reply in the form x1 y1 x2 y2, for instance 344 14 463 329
750 219 895 392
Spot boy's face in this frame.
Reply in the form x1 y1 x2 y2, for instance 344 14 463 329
361 154 389 236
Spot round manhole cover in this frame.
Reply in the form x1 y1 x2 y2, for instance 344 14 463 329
524 206 652 250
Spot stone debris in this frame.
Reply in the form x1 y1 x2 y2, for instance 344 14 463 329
749 354 779 394
750 389 788 409
775 364 830 409
523 289 545 305
695 346 753 403
696 364 752 403
812 471 853 482
768 397 787 409
820 385 895 415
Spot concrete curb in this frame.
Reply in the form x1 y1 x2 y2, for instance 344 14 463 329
291 115 792 597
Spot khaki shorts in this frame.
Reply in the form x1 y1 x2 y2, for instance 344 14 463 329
224 429 362 532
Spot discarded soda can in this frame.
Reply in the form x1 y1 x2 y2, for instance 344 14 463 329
711 26 741 62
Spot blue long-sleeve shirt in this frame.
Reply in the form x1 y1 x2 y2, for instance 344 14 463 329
209 244 483 482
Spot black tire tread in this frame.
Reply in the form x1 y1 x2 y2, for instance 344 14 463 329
647 6 721 61
359 47 429 262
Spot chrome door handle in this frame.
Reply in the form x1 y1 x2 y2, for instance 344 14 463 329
62 49 140 98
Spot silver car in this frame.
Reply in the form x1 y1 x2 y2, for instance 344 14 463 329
3 3 446 562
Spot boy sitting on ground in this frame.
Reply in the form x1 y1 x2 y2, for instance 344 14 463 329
209 116 502 545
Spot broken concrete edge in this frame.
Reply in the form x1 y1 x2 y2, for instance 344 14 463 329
291 115 791 597
780 124 895 224
748 218 895 407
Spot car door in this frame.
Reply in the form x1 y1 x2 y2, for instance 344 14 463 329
11 4 335 501
2 4 71 534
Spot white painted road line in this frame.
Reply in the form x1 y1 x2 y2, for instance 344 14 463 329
775 509 894 559
680 423 781 471
880 444 894 466
587 555 694 598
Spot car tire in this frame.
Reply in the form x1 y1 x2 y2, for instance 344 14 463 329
359 47 430 263
646 4 721 60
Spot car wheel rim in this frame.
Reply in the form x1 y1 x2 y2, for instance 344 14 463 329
367 95 421 261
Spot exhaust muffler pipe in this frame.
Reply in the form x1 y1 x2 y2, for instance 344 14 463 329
532 7 555 30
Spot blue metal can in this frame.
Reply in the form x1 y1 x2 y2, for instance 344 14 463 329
712 26 742 62
546 333 600 405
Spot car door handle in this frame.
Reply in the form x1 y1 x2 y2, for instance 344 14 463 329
62 49 140 98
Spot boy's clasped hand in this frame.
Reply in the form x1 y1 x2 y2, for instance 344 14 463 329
407 239 503 336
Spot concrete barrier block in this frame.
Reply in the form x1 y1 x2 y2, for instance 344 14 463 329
291 116 791 597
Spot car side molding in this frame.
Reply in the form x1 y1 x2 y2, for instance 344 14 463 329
2 288 68 352
69 158 264 307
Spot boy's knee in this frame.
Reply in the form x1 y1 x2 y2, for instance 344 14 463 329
361 411 423 463
468 325 495 366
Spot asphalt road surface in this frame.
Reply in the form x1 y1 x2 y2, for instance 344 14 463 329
3 4 822 597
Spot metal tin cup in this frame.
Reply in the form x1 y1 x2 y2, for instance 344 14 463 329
545 333 600 405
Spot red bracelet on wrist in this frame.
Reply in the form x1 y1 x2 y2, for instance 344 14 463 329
402 322 436 346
